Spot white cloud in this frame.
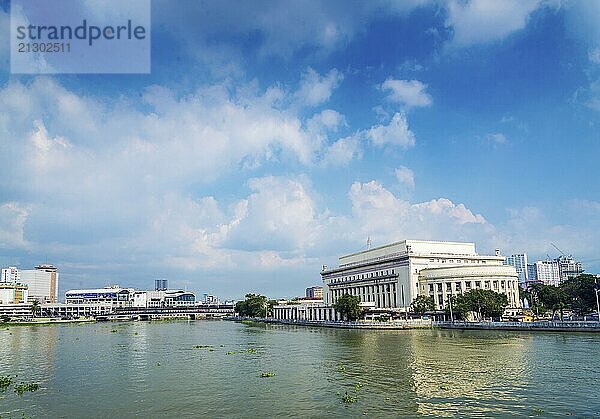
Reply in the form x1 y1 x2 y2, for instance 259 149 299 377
0 202 31 249
395 166 415 189
322 134 362 166
486 132 507 145
590 48 600 64
348 180 489 245
366 112 416 148
295 68 343 107
381 78 432 108
446 0 541 47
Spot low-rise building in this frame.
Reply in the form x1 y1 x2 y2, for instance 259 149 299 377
133 289 195 308
65 286 135 307
0 282 29 304
305 286 323 299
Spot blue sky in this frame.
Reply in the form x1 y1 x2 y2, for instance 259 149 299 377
0 0 599 299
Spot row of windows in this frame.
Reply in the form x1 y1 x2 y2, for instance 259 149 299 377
425 279 516 293
330 269 396 284
428 258 487 264
331 282 398 308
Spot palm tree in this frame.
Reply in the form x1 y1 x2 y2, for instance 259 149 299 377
30 300 40 318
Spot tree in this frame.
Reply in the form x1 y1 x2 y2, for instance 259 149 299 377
411 295 435 315
451 289 508 321
333 294 362 321
536 284 568 320
560 274 598 315
30 300 40 318
235 294 268 317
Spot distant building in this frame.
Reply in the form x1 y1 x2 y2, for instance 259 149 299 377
556 255 584 281
65 286 135 308
133 289 195 308
17 264 59 303
305 286 323 300
528 260 561 286
1 267 20 283
155 279 168 291
0 282 29 304
202 294 219 305
504 254 528 285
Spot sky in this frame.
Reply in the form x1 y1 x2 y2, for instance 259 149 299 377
0 0 599 300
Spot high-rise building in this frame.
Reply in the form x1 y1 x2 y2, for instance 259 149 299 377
19 264 59 303
155 279 168 291
0 282 29 304
1 267 20 283
528 260 561 286
305 286 323 299
556 255 584 281
504 254 528 285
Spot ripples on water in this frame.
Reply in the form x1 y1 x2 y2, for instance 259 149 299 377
1 321 599 418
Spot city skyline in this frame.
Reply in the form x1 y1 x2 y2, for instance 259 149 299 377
1 1 599 299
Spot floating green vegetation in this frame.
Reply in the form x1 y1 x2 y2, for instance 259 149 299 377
156 362 161 367
341 391 358 404
241 320 253 325
219 344 225 347
193 345 213 349
354 382 363 391
14 383 39 396
110 329 118 333
260 372 275 378
0 375 13 391
134 332 139 335
208 348 215 352
337 365 346 373
226 351 237 355
245 348 257 354
532 408 544 414
439 384 450 390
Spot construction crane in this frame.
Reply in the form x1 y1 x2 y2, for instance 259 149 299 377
551 243 567 257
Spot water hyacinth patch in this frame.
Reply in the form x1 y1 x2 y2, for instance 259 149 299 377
260 372 275 378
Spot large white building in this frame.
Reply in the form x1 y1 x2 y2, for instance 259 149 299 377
65 286 135 307
321 239 520 313
528 260 561 286
19 264 59 303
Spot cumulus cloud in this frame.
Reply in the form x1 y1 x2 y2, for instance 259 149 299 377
395 166 415 189
366 113 416 148
295 68 343 107
446 0 541 47
381 78 432 108
0 203 31 249
321 135 362 167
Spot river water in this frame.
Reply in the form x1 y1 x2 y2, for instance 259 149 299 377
1 320 599 418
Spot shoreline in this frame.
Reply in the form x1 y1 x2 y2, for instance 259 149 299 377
228 317 600 333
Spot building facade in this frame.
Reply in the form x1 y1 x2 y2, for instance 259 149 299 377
133 289 196 308
504 254 528 285
0 282 29 304
65 286 135 307
305 286 323 300
19 264 59 303
1 267 20 283
418 265 520 310
321 240 520 314
528 260 561 286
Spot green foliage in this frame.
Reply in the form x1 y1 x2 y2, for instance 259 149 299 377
333 294 362 321
527 275 599 319
411 295 435 314
14 383 39 396
341 391 358 404
235 293 268 317
1 315 10 323
193 345 212 349
0 375 13 391
260 372 275 378
30 300 40 317
449 289 509 320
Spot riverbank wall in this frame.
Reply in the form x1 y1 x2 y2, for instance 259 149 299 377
228 317 600 332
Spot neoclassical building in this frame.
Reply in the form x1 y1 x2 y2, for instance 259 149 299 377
321 239 520 313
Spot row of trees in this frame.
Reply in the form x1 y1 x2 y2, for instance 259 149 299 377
521 274 599 320
411 289 508 321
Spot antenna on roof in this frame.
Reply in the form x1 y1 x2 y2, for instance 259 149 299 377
366 236 372 250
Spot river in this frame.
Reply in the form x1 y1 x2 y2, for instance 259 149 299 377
1 320 599 418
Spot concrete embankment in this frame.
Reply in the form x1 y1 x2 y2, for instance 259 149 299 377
228 317 600 332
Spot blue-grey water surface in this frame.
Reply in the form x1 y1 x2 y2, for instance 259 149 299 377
1 320 599 418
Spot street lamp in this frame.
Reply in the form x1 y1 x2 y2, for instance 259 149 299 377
448 289 454 323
